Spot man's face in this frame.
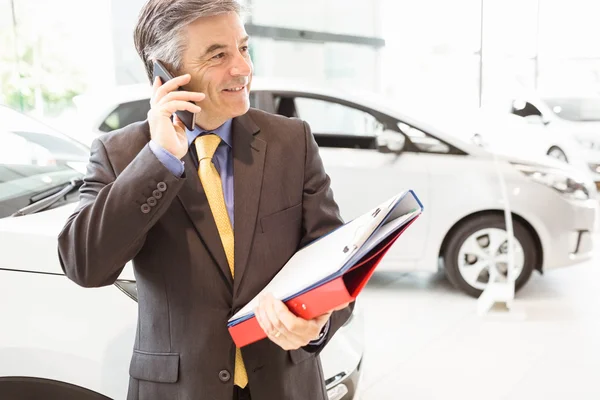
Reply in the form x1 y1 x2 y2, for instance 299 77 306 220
180 12 253 127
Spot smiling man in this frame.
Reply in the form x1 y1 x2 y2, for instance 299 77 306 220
57 1 353 400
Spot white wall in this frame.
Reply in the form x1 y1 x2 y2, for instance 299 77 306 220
108 0 384 92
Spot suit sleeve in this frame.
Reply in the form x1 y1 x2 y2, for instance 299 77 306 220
57 138 186 288
297 120 355 354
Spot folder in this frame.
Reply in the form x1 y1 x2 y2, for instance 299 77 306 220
227 190 424 347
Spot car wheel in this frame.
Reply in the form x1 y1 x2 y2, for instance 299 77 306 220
547 146 568 163
0 377 111 400
442 214 536 298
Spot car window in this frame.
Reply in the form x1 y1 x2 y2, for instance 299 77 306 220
544 97 600 122
276 96 383 137
511 100 542 118
397 122 451 154
272 95 385 150
0 107 87 218
100 99 151 132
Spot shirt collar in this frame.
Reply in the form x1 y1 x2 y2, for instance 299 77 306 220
186 119 233 148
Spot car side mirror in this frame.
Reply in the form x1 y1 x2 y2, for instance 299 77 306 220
523 114 549 126
377 130 406 154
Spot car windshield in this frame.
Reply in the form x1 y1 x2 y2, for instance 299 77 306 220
544 97 600 122
0 106 89 218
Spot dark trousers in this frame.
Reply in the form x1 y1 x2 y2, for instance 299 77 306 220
233 385 252 400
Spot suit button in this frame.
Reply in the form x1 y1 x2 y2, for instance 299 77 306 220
157 182 167 192
141 204 151 214
218 369 231 382
152 189 163 199
147 197 158 207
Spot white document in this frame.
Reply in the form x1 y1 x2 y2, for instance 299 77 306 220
229 191 420 323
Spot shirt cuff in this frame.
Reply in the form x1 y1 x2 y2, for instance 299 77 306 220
149 140 185 177
308 319 330 346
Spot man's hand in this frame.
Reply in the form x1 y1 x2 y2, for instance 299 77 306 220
254 293 350 351
148 73 205 159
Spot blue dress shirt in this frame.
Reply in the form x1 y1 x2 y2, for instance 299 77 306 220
149 119 234 225
149 120 328 346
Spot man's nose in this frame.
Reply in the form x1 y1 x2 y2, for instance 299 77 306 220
230 52 252 76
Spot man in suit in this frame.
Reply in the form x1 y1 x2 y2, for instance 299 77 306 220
57 1 353 399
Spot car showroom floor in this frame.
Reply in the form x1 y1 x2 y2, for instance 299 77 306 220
356 234 600 400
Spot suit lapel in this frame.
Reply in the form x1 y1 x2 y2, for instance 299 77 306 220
232 113 265 297
177 152 233 287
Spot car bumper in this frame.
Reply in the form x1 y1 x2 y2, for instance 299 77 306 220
573 149 600 188
516 192 598 270
321 302 365 400
326 357 363 400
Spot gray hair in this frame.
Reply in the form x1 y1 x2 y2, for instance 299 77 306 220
134 0 246 83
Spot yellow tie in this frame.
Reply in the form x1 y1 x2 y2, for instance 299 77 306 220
195 134 248 388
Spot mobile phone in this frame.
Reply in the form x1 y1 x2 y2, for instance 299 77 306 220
152 60 197 131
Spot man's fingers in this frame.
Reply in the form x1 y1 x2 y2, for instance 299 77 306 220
158 91 205 106
257 301 274 335
264 295 288 336
313 312 332 328
273 299 302 334
172 114 185 131
157 101 201 117
153 73 192 104
153 76 161 90
263 296 307 346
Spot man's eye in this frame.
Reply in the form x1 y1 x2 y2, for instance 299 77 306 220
241 46 249 52
213 53 225 60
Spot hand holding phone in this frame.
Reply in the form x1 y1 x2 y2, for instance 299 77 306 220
147 61 205 159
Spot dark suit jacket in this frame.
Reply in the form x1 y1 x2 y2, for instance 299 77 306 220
57 108 353 400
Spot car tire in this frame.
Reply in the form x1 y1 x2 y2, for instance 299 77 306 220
442 214 537 298
0 377 110 400
547 146 568 163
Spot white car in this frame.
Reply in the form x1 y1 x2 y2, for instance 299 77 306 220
73 78 598 298
434 109 590 175
0 105 364 400
497 94 600 188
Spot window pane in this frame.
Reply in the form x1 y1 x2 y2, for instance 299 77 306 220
481 58 536 106
482 0 538 58
537 59 600 95
543 97 600 122
100 99 150 132
291 97 381 136
383 55 481 110
382 0 481 54
539 0 600 58
250 0 381 37
252 38 379 92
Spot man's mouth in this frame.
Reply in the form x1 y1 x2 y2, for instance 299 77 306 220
223 86 245 92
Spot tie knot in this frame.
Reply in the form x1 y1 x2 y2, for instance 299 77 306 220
195 133 221 161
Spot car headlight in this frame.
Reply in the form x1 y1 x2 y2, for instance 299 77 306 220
588 163 600 174
512 163 593 200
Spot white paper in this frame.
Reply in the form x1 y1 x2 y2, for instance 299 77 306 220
228 191 417 323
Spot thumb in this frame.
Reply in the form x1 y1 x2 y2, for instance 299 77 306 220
173 114 186 133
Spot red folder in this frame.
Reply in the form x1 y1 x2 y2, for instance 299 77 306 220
228 215 420 348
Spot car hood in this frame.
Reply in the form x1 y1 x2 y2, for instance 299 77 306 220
492 149 595 182
0 203 135 279
555 120 600 139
